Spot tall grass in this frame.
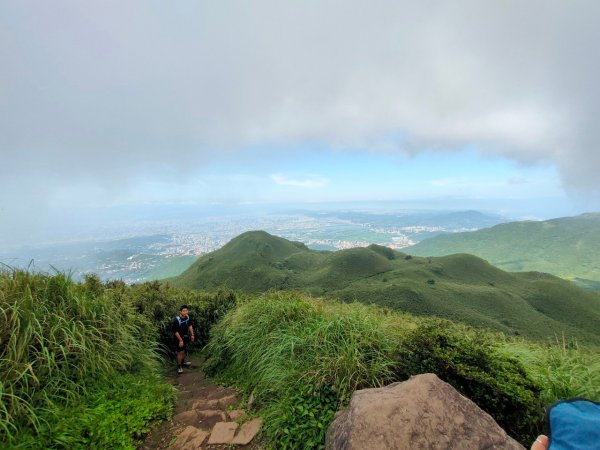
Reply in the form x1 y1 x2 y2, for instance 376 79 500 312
125 280 237 352
205 292 409 449
505 338 600 404
0 270 174 448
206 292 407 400
204 292 600 449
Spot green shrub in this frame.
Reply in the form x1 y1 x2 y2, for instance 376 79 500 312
0 270 175 448
124 282 237 355
394 320 543 443
267 385 338 450
18 373 175 450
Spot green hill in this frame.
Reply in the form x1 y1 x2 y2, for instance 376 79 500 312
171 231 600 345
407 213 600 287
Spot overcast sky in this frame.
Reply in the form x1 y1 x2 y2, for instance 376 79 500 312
1 0 600 246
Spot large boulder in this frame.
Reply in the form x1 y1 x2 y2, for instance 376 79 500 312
326 373 525 450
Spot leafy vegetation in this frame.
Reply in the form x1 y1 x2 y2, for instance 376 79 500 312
3 248 598 449
17 373 175 449
203 293 406 449
0 270 174 448
203 292 600 447
171 230 600 345
124 280 237 353
408 212 600 285
268 385 338 450
505 339 600 405
0 269 237 449
395 320 541 440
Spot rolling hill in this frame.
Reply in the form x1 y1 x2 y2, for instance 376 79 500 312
406 213 600 288
171 230 600 345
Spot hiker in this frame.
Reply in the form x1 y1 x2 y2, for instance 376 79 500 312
173 304 195 374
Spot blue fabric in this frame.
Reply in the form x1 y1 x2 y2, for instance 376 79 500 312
548 399 600 450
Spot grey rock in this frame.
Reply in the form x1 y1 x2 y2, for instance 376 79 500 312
326 373 525 450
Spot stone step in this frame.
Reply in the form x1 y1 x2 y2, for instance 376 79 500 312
207 422 239 445
170 426 208 450
231 418 263 445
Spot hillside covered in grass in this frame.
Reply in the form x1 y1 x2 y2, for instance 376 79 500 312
407 213 600 287
171 231 600 345
203 292 600 448
3 269 599 449
0 270 237 449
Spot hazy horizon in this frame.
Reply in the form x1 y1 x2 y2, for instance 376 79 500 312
2 1 600 249
1 200 594 251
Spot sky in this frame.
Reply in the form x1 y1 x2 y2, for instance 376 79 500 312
1 0 600 247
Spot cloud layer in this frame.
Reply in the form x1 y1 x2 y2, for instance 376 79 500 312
1 0 599 209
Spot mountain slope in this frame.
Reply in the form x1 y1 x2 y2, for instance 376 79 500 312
173 230 310 291
406 213 600 286
171 231 600 345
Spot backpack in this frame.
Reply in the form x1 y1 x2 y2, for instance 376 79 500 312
547 398 600 449
175 314 190 327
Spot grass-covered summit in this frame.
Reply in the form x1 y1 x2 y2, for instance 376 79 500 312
172 231 600 345
407 212 600 287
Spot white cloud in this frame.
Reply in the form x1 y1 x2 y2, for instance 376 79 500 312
270 174 330 188
1 0 600 240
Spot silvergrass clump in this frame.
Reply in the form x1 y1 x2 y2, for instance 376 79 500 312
0 269 166 447
504 337 600 404
204 292 410 448
205 292 406 401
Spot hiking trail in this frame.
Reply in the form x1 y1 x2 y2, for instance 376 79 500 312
140 355 263 450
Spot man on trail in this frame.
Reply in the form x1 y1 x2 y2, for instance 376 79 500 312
172 305 195 374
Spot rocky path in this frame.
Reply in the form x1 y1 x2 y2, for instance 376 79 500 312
140 356 263 450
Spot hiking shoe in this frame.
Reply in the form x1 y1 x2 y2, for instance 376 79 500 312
183 361 192 367
177 365 183 374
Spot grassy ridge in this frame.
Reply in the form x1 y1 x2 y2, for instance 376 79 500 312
172 231 600 345
204 292 600 449
407 212 600 283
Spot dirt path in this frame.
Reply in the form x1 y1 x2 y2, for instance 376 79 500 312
140 355 263 450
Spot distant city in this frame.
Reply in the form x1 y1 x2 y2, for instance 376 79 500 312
0 209 507 283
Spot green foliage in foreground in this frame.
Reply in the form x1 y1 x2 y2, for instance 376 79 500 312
273 385 338 450
0 271 176 449
506 340 600 405
395 321 541 440
204 293 406 450
204 293 600 448
17 373 174 450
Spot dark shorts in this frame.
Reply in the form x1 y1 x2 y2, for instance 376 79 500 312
173 336 190 353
